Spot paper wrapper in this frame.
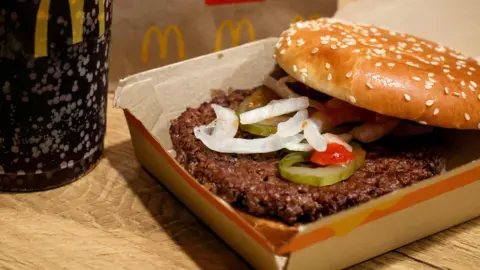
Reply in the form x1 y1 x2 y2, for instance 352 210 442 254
107 0 337 91
0 0 113 191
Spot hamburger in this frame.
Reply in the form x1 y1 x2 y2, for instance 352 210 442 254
169 18 479 242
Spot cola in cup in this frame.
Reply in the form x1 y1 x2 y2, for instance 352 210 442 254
0 0 113 191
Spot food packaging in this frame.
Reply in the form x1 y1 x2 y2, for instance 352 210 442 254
0 0 113 191
108 0 337 91
113 38 480 269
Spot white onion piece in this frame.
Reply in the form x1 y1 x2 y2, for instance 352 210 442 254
284 142 313 152
210 104 239 138
323 133 353 152
303 119 327 152
194 126 303 154
350 119 400 143
239 97 309 125
277 109 308 138
275 76 299 98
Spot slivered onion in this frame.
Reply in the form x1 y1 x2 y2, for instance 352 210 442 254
277 109 308 138
323 133 353 152
239 97 309 125
350 119 400 143
194 126 303 154
210 104 239 138
265 76 324 109
303 119 327 152
283 134 312 152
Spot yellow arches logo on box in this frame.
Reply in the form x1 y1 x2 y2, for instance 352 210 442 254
291 14 321 23
141 25 185 64
215 19 256 52
34 0 106 58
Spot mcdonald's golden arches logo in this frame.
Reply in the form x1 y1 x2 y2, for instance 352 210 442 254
291 14 321 23
34 0 106 58
141 25 185 64
215 19 256 52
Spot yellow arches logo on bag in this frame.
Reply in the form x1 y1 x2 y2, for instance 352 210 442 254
34 0 106 58
141 25 186 64
215 19 256 52
291 14 321 23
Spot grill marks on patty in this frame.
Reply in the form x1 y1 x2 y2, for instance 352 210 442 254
169 88 447 225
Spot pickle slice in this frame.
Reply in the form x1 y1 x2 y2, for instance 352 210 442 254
279 143 366 187
237 87 290 136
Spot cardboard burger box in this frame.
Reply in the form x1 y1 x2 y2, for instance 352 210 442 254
113 38 480 269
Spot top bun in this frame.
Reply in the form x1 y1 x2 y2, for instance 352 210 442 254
274 18 480 130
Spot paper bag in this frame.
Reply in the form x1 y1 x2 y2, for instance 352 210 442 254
108 0 337 91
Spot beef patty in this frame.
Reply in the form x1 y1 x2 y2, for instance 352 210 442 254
169 88 447 225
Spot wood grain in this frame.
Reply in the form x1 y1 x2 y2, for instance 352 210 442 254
0 94 478 270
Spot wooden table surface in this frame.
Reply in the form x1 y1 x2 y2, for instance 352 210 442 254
0 93 479 270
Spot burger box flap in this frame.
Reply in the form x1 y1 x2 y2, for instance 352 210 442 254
114 38 480 269
334 0 480 58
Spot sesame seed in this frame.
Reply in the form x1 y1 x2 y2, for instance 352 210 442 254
311 48 319 54
349 95 356 103
469 67 476 71
352 49 361 53
404 93 411 101
397 55 402 59
325 62 331 69
300 68 308 73
287 40 292 46
469 85 476 92
321 40 329 45
428 78 436 83
331 45 337 50
407 61 415 67
428 73 434 77
366 82 374 89
413 76 421 81
461 80 466 87
433 108 439 115
328 73 332 81
297 39 305 46
419 121 428 125
431 61 439 65
340 44 348 49
426 100 434 106
388 63 395 67
477 94 480 100
465 113 471 121
468 71 473 75
461 92 467 99
425 83 433 90
407 37 416 42
443 69 450 73
471 81 478 88
444 87 449 94
280 49 286 55
300 75 307 82
375 62 382 67
293 65 297 72
369 38 377 43
447 74 455 81
275 42 282 49
346 71 353 78
366 55 372 60
453 92 460 96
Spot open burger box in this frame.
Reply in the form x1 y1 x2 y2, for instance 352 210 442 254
113 37 480 269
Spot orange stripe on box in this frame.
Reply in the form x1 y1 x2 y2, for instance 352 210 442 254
205 0 264 6
277 165 480 254
124 110 274 252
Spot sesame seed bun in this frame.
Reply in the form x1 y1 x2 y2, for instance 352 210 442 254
274 18 480 130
